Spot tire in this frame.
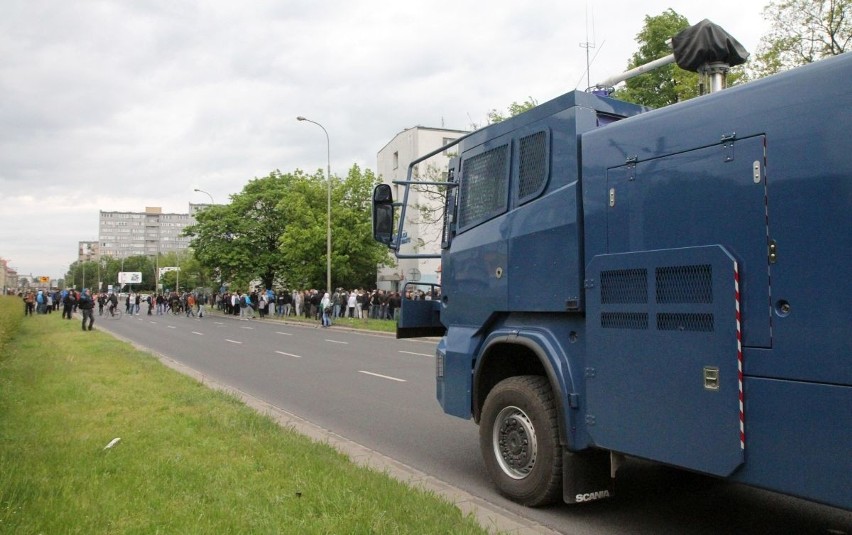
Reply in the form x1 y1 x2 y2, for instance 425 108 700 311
479 375 563 506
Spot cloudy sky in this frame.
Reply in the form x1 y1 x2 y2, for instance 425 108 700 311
0 1 768 280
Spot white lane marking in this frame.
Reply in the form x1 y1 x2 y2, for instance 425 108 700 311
167 325 176 329
192 331 203 336
358 371 406 382
275 331 292 336
275 351 302 358
399 351 434 358
325 339 348 344
214 322 224 325
241 326 254 330
225 339 242 344
149 321 157 324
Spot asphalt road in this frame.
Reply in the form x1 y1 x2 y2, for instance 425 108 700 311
95 309 852 535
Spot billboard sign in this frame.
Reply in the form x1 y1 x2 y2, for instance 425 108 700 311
118 272 142 284
158 267 180 278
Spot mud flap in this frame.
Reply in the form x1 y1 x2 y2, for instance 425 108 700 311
563 448 613 504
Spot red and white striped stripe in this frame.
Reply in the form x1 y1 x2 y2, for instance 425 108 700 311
735 262 745 450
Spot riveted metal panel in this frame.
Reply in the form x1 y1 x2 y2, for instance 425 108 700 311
585 245 743 477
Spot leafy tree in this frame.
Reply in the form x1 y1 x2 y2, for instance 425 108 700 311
752 0 850 77
154 251 211 292
120 255 155 292
331 165 394 289
185 170 296 291
185 165 391 292
487 97 539 124
65 255 156 292
278 164 392 290
613 9 697 107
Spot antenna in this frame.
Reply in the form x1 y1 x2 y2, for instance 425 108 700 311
579 3 596 89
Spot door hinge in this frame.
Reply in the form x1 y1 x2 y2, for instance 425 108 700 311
626 156 637 181
721 132 736 162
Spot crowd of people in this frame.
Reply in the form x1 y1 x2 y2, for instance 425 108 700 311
214 288 411 325
19 288 97 330
18 284 440 330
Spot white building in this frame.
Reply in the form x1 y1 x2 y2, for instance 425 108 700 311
98 205 204 260
376 126 468 290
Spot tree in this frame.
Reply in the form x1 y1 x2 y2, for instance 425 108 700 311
277 164 392 290
185 165 392 292
752 0 850 77
185 170 295 291
153 251 211 292
613 9 697 107
487 97 539 124
331 165 394 289
64 255 156 292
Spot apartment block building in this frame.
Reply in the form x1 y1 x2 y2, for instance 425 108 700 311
98 205 204 260
376 126 467 290
78 241 99 263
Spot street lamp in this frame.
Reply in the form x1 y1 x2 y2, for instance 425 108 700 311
193 188 215 204
297 116 332 293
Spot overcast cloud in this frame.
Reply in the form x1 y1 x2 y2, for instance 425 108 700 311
0 1 767 280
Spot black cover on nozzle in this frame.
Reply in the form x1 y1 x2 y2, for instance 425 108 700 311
671 19 749 72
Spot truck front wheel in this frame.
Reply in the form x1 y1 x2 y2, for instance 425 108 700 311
479 375 562 506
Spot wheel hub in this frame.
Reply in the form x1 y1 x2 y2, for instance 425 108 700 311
493 405 537 479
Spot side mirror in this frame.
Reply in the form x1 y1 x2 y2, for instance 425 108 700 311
372 184 395 246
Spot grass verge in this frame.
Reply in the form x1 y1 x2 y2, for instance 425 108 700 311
216 309 398 334
0 297 486 534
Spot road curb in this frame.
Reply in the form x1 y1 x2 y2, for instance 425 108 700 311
101 322 560 534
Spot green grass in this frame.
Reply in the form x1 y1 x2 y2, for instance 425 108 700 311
222 309 398 334
0 297 485 534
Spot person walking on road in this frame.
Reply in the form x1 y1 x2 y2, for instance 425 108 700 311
186 293 197 317
320 292 332 328
197 293 207 318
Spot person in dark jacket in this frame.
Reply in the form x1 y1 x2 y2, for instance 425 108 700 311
78 289 95 331
62 290 77 320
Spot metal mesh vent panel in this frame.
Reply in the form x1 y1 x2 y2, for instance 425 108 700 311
601 312 649 330
518 131 547 199
657 313 715 332
601 269 648 304
458 145 509 229
656 264 713 304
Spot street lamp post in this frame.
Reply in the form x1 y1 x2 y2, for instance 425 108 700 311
193 188 215 204
297 116 332 293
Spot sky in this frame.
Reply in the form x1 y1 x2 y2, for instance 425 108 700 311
0 1 769 280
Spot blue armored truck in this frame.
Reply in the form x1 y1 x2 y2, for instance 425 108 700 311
372 21 851 510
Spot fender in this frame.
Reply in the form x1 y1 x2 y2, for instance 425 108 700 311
473 327 580 449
